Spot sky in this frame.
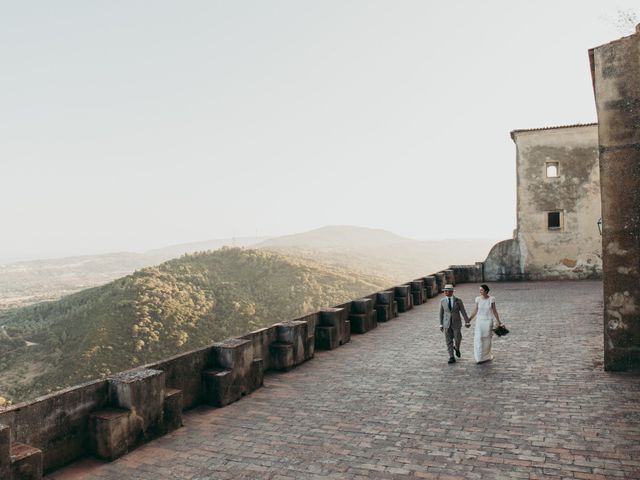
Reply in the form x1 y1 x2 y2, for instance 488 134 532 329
1 1 638 263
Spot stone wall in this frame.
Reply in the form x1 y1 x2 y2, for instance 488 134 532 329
0 379 108 475
590 25 640 372
0 265 481 478
449 263 484 283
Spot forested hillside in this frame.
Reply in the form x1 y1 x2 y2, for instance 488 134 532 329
0 248 389 405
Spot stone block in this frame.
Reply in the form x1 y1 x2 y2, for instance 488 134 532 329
0 424 11 480
351 298 373 314
394 285 410 299
375 304 391 322
434 272 446 292
376 290 394 305
205 339 264 405
305 336 315 359
316 326 339 350
162 388 183 434
10 443 42 480
247 358 264 392
396 297 411 313
319 308 341 326
411 291 422 305
411 280 425 305
444 269 455 286
241 327 277 372
89 408 131 461
319 308 349 347
276 321 304 345
202 368 235 407
269 342 294 371
212 338 253 374
394 286 413 311
276 320 312 366
349 313 373 334
108 368 165 435
423 276 437 298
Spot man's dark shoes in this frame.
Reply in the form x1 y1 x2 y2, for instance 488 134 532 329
454 346 461 358
448 357 456 364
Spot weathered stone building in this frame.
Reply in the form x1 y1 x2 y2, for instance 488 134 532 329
484 124 602 281
590 25 640 371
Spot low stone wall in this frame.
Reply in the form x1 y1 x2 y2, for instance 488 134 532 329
0 267 480 479
449 263 484 283
145 347 212 410
0 380 108 474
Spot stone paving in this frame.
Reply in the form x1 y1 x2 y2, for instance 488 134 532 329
48 281 640 480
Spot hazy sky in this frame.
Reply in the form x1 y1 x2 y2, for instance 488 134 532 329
1 1 637 262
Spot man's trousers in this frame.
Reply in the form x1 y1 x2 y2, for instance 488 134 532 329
445 325 462 357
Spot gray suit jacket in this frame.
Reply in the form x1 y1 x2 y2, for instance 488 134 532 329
439 296 469 329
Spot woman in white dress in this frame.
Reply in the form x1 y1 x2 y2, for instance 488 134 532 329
468 284 504 364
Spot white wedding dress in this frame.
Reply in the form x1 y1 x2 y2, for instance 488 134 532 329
474 295 496 363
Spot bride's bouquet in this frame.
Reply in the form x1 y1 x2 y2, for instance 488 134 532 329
493 324 509 337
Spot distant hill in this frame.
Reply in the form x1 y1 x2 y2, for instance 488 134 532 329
0 248 389 404
0 237 267 310
257 225 411 249
258 226 498 283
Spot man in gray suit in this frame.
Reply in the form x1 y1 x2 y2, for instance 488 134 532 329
439 284 470 364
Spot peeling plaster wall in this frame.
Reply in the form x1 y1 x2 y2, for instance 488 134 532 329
590 26 640 371
512 125 602 280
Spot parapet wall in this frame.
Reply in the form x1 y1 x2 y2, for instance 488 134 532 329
0 265 480 479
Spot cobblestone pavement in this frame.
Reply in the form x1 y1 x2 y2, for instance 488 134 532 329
49 281 640 480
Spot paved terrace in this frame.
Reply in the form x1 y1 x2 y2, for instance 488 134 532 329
49 281 640 480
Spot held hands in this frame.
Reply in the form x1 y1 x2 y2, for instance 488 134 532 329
465 322 471 328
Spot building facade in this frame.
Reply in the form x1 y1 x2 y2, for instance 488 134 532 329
484 124 602 280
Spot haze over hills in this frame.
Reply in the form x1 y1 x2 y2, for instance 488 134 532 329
0 248 389 405
0 226 499 310
258 225 412 249
146 236 269 259
258 226 499 283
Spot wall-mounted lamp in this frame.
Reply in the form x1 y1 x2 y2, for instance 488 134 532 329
597 217 603 236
